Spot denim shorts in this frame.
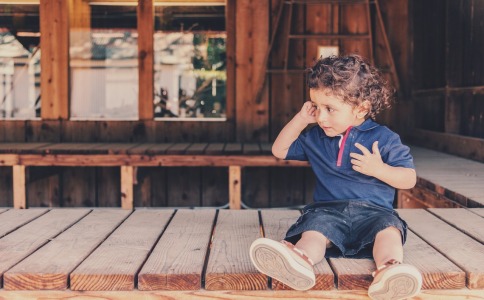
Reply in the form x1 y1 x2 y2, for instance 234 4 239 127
284 200 408 258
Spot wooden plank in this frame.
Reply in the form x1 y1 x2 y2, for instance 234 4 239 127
204 143 225 154
40 0 69 119
70 209 174 291
260 143 272 155
0 209 47 238
407 130 484 163
242 143 261 155
185 143 208 155
12 165 26 209
224 143 242 154
205 210 266 290
330 229 466 290
0 143 51 154
261 210 335 290
145 143 173 155
428 208 484 243
470 208 484 217
138 209 216 290
229 166 241 209
121 166 134 210
137 0 154 120
0 209 90 287
165 143 192 155
398 209 484 289
0 289 483 299
3 209 131 290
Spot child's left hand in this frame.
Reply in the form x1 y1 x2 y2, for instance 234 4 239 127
350 141 385 177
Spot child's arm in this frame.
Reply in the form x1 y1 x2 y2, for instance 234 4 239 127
349 141 417 189
272 101 317 159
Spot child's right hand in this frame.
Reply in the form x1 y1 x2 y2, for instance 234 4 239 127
298 101 317 124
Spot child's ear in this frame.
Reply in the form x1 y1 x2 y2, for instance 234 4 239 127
356 101 371 119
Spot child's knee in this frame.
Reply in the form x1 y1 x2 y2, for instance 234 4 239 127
376 226 402 242
301 230 332 248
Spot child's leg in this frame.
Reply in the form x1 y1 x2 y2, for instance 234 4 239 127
369 226 422 300
295 230 331 265
372 226 403 267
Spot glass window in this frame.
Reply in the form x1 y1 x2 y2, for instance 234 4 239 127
154 5 226 121
70 4 138 120
0 4 41 120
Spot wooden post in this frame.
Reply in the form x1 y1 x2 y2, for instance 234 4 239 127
229 166 241 209
121 166 134 210
40 0 70 119
13 165 27 209
137 0 154 120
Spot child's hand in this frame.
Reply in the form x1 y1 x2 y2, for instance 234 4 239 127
298 101 317 124
350 141 385 177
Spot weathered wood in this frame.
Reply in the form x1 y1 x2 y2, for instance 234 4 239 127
4 210 131 290
166 143 192 155
185 143 208 154
204 143 225 155
40 0 69 120
428 208 484 243
205 210 266 290
229 166 241 209
0 209 90 287
138 209 216 290
330 229 466 290
397 187 462 209
398 209 484 289
121 166 134 210
470 208 484 217
0 289 482 300
12 165 26 209
137 0 154 120
70 210 174 291
407 130 484 164
0 209 47 238
242 143 261 155
260 210 335 290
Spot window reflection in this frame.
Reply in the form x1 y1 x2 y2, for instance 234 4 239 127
154 5 226 120
0 5 40 120
70 5 138 120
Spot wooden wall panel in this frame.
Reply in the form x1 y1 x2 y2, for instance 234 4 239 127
243 168 269 208
96 167 120 207
412 0 446 90
166 168 200 207
61 167 96 207
40 0 69 119
25 121 61 142
340 4 370 59
201 168 228 207
0 167 13 207
27 167 60 207
138 0 154 120
0 121 26 142
235 0 269 142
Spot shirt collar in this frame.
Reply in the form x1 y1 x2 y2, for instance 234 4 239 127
318 118 379 138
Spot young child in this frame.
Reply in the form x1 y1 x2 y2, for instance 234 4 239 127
249 55 422 299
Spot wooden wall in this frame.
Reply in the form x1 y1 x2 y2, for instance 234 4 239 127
406 0 484 161
4 0 482 207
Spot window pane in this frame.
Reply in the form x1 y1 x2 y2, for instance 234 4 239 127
0 4 40 120
70 4 138 120
154 5 226 120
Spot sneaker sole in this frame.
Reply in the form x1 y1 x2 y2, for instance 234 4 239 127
249 238 315 291
368 265 422 300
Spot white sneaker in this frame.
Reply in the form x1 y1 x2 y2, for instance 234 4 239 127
249 238 316 291
368 259 422 300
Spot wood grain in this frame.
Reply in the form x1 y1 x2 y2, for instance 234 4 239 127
205 210 266 290
138 209 216 290
0 209 90 287
4 209 131 290
428 208 484 243
70 209 174 291
0 209 48 238
260 210 335 290
398 209 484 289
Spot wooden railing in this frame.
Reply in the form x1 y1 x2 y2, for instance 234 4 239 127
0 143 309 209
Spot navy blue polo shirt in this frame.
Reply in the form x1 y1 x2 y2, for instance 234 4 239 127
286 119 414 209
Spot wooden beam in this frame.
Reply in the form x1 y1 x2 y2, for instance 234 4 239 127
229 166 241 209
138 0 154 120
40 0 70 120
120 166 134 209
13 165 27 209
406 129 484 163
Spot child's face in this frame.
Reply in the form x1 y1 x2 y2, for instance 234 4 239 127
310 89 366 137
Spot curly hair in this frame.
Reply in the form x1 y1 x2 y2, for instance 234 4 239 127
306 54 394 120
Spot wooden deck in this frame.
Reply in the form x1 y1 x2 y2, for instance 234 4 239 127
0 208 482 299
